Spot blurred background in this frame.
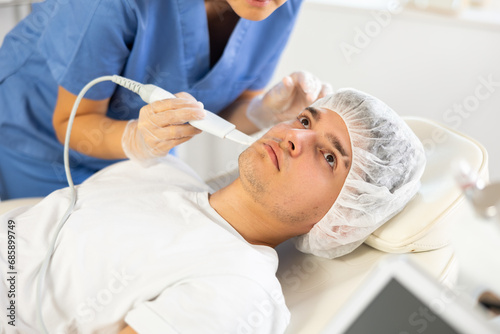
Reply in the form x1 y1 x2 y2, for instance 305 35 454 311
1 0 499 182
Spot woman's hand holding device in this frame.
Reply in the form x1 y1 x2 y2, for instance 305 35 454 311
122 92 206 165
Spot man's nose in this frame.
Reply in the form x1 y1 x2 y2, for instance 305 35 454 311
280 126 315 158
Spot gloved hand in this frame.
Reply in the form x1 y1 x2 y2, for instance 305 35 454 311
122 92 205 166
246 71 333 129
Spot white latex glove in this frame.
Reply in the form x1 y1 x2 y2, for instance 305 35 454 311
246 71 333 129
122 92 205 166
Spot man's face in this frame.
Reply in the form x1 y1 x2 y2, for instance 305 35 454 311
238 106 352 234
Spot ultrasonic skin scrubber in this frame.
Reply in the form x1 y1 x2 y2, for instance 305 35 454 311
120 77 256 146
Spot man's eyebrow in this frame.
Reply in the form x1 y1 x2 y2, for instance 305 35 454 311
326 133 349 159
304 107 351 163
305 107 320 122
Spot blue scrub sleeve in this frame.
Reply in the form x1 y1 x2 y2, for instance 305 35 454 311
247 33 291 91
37 0 137 99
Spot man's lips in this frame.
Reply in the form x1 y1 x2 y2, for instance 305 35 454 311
263 142 280 171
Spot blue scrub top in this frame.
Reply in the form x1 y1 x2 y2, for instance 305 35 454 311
0 0 303 173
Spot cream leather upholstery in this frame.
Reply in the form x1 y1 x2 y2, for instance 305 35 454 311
0 196 42 215
366 117 489 253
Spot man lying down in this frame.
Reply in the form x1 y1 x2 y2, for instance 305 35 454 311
0 88 425 334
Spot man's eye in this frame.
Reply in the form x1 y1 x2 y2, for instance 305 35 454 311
324 152 336 168
298 116 310 128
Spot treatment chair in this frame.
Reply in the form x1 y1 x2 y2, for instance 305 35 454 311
0 117 489 333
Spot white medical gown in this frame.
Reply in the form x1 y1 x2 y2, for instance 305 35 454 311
0 156 289 333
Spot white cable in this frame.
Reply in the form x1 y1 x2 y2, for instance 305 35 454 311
35 75 146 333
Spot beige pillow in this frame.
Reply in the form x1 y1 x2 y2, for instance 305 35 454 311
365 117 489 253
